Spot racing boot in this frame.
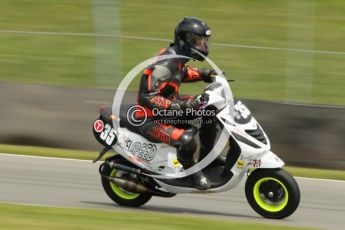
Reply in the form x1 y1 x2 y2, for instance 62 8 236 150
193 169 210 190
176 130 210 190
182 161 210 190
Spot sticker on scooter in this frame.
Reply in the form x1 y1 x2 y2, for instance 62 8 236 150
252 159 262 168
234 101 252 124
99 124 117 146
237 160 245 168
94 120 104 133
173 159 181 168
124 138 157 161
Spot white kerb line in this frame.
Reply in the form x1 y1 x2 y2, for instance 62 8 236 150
1 29 345 55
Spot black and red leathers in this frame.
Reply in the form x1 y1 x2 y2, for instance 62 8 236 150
136 44 216 168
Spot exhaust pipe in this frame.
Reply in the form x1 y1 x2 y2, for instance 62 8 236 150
104 176 175 197
105 176 150 193
100 162 175 197
107 161 141 174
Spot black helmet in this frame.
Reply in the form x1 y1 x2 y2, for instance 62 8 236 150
174 17 211 61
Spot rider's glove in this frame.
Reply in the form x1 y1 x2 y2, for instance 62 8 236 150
199 68 224 83
170 94 209 110
183 93 210 109
183 97 200 109
170 97 200 110
197 93 209 104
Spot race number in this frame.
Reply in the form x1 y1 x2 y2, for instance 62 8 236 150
100 124 116 146
234 101 251 119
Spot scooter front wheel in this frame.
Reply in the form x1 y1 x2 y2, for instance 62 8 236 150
245 168 300 219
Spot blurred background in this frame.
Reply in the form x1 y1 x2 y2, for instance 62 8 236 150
0 0 344 169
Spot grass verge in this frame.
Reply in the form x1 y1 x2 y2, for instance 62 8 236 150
0 144 344 181
0 202 314 230
1 0 345 104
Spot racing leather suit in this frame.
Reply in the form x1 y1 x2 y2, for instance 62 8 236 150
136 44 217 168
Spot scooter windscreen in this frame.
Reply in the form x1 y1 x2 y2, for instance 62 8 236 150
204 74 235 120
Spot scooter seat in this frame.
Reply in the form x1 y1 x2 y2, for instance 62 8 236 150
98 105 143 136
118 104 143 136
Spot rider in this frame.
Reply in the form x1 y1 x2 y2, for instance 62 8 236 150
136 17 219 190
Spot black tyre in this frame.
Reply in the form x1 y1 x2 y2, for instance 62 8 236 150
245 168 300 219
101 163 152 207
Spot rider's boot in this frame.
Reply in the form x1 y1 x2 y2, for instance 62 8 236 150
193 169 210 190
182 161 210 190
176 135 210 190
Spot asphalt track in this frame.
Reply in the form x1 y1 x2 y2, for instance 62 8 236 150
1 154 344 229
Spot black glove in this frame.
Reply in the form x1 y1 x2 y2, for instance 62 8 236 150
170 97 200 110
183 93 210 109
197 93 209 104
183 97 200 109
199 68 224 83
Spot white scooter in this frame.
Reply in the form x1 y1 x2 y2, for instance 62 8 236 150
92 74 300 219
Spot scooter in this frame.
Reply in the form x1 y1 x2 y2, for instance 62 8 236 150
92 74 300 219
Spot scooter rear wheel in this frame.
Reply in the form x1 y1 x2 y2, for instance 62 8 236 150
245 168 300 219
101 163 152 207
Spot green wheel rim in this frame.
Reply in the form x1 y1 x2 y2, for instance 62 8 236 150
253 177 289 212
110 169 140 200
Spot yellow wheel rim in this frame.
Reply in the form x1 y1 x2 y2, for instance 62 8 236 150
110 169 140 200
253 177 289 212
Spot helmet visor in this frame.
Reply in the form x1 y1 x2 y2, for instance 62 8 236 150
186 33 210 53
